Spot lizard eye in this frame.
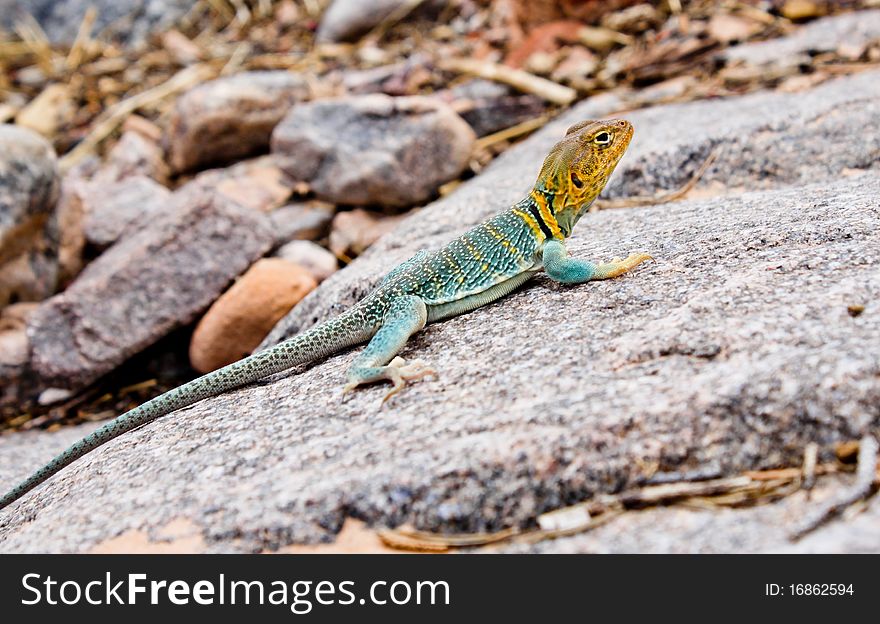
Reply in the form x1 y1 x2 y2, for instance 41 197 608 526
570 171 584 188
594 131 613 146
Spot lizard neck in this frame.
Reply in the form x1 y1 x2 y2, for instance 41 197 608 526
533 170 604 238
554 193 596 237
516 190 566 241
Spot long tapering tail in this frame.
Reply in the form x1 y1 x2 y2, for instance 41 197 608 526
0 309 371 511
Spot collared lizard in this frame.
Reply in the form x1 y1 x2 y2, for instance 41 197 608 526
1 118 651 511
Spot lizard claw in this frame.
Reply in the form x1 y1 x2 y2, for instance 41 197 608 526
343 357 438 406
340 381 360 404
380 357 438 406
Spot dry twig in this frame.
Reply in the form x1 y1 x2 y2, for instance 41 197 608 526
790 435 879 541
595 147 719 211
438 57 577 106
65 6 97 72
374 444 874 553
474 114 551 151
59 63 216 172
802 442 819 493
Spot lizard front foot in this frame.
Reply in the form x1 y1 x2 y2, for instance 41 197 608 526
342 356 438 404
594 252 654 279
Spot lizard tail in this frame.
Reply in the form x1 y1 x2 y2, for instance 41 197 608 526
0 309 371 511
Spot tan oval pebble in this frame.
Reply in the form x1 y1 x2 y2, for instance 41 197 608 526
189 258 317 373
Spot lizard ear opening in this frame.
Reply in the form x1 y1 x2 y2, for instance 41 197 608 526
570 171 584 188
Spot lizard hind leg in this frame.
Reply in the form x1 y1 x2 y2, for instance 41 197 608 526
342 295 436 403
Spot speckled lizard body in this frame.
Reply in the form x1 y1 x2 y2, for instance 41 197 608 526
1 118 651 511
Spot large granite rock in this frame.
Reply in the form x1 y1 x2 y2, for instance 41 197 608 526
166 71 309 174
0 72 878 553
272 94 476 208
26 183 274 391
0 124 59 307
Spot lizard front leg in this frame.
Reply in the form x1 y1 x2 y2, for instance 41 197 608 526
542 239 652 284
343 295 436 402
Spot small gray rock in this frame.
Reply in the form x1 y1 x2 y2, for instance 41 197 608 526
0 124 59 306
192 156 294 213
272 94 476 207
316 0 445 43
274 240 339 283
166 71 309 174
269 201 335 246
102 130 170 185
27 183 274 390
445 89 547 138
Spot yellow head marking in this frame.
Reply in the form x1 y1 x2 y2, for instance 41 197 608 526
535 118 634 235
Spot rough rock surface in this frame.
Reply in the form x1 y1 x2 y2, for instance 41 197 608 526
26 184 274 391
1 0 193 45
82 176 172 249
0 124 60 307
166 71 309 173
721 9 880 67
192 156 294 213
1 72 878 553
272 94 476 208
189 258 317 374
599 69 880 198
54 131 169 284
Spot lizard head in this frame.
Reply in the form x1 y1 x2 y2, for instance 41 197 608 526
534 118 633 235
